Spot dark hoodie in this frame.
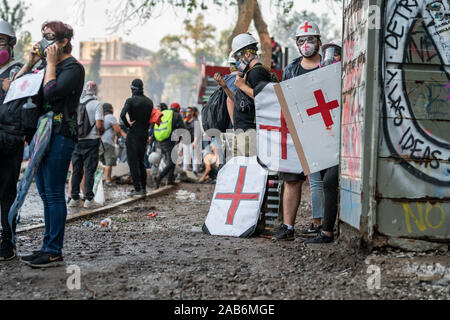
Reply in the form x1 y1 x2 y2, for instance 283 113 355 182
120 87 153 136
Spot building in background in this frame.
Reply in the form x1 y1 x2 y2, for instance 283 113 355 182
79 38 152 118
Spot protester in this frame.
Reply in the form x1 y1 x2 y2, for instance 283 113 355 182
0 21 25 261
153 102 185 188
182 106 201 176
198 139 220 184
230 32 272 157
302 40 343 236
304 40 342 245
271 37 282 69
101 103 126 187
120 79 153 197
69 81 104 208
19 21 85 267
273 21 324 241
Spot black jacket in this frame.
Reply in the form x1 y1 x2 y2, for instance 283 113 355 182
120 93 153 136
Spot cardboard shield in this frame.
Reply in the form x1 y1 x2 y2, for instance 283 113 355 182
277 63 342 175
203 156 268 237
255 82 303 173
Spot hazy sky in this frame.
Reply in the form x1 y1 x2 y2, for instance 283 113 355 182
21 0 342 60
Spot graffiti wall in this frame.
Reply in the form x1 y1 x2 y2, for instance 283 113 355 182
379 0 450 239
340 0 370 230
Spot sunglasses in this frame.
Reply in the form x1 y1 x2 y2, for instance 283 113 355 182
296 36 318 46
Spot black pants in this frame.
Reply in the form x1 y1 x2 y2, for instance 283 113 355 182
71 139 100 201
0 132 24 241
126 134 148 191
320 165 339 233
159 140 176 183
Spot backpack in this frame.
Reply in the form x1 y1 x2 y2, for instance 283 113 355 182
0 94 44 137
77 98 96 138
201 86 230 133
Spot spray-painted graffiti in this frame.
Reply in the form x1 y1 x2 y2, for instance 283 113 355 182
341 0 367 180
402 202 446 234
382 0 450 186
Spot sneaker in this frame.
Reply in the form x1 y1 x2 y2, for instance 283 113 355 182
153 176 162 189
0 240 16 261
20 250 42 265
301 223 322 236
105 182 115 187
128 190 145 197
68 199 83 208
304 231 334 245
28 252 64 268
272 224 294 241
84 199 102 209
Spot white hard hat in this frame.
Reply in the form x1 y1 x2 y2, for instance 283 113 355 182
295 21 321 38
231 33 258 57
148 152 162 165
227 53 236 65
322 40 342 51
0 21 16 45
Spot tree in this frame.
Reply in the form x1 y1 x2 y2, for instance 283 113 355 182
0 0 33 64
0 0 32 31
86 48 102 87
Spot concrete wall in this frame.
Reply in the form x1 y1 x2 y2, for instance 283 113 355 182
378 0 450 241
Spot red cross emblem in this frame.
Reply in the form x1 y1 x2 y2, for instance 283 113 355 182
260 111 290 160
300 22 312 32
20 80 30 92
215 166 260 225
306 90 339 130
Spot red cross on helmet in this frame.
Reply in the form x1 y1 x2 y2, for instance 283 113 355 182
295 21 321 38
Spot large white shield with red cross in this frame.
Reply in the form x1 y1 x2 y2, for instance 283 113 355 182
278 62 342 175
255 83 303 173
203 156 268 238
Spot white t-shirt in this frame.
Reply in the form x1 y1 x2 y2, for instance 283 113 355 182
79 95 104 140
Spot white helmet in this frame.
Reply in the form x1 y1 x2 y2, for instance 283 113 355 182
322 40 342 51
231 33 258 57
227 53 236 65
148 151 162 165
0 21 16 45
295 21 321 38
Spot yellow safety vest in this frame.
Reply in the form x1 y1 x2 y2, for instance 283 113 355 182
154 110 174 142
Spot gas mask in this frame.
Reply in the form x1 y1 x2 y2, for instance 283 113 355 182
36 37 57 59
0 39 11 65
297 36 319 58
235 49 256 72
321 46 342 67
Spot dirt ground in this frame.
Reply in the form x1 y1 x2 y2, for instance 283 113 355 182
0 182 448 300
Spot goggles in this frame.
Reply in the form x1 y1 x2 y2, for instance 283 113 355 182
296 36 318 46
42 32 57 41
234 48 257 61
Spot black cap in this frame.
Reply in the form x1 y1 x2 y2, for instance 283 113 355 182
103 103 113 113
131 79 143 90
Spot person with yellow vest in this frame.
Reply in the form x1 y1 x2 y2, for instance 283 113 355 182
153 102 185 188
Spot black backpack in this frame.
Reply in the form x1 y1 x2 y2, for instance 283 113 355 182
77 98 96 138
201 86 230 133
0 93 44 137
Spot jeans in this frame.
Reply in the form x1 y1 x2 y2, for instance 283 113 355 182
159 140 176 183
126 133 148 191
36 134 75 255
0 132 24 241
320 165 339 233
71 138 100 201
309 171 324 220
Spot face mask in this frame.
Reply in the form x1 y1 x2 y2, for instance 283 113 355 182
299 42 316 58
36 38 56 58
0 48 10 65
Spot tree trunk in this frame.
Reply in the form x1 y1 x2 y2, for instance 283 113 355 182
253 0 271 68
227 0 255 55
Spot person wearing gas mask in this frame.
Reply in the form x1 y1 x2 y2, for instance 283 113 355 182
120 79 153 197
0 21 24 262
18 21 85 268
230 33 272 157
304 40 342 246
273 21 326 241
